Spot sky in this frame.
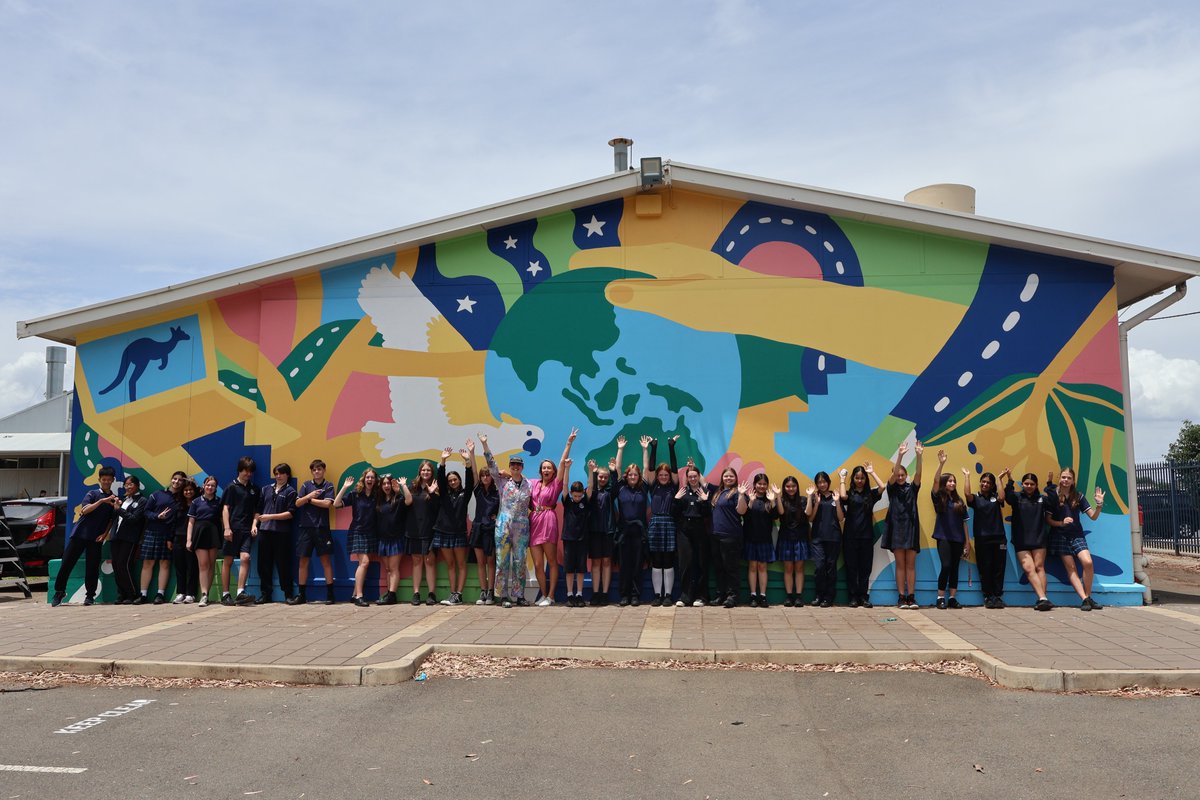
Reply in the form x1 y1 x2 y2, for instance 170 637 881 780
1 0 1198 461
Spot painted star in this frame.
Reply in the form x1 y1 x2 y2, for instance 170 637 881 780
582 215 606 237
503 235 518 249
527 260 543 276
456 296 477 313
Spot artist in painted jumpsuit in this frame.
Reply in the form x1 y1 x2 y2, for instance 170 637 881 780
480 433 533 608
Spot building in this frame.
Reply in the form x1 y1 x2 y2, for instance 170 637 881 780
17 159 1200 604
0 348 71 499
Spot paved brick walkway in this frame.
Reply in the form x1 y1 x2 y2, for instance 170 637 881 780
3 596 1200 683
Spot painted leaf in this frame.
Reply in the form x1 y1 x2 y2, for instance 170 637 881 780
217 369 266 411
278 319 357 400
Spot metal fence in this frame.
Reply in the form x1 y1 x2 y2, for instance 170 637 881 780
1135 461 1200 556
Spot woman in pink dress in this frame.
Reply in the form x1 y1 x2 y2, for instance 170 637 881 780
529 427 578 606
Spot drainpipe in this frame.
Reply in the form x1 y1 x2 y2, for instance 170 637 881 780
1119 282 1188 604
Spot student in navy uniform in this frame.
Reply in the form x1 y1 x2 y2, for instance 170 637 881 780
616 461 649 607
471 458 500 606
255 463 297 603
291 459 337 605
840 464 884 608
335 468 382 607
187 475 223 607
644 435 680 606
561 464 590 607
585 435 625 606
807 471 844 608
1007 471 1053 611
406 461 441 606
170 479 200 604
883 441 924 609
51 465 118 607
138 470 185 605
434 443 475 606
110 474 148 604
1047 467 1106 611
673 461 711 607
774 475 810 607
376 473 412 605
962 467 1009 609
931 450 970 609
743 473 779 608
710 467 747 608
221 457 261 606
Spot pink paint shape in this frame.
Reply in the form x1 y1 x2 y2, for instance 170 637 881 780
327 372 394 439
707 453 766 485
258 280 299 366
215 289 263 346
1061 316 1121 390
739 241 824 280
97 436 138 469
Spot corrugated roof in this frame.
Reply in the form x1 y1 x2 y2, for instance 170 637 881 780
0 433 70 454
18 162 1199 345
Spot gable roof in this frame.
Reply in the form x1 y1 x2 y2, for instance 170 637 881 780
18 162 1199 346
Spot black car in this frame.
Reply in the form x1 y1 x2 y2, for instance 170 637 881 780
1 497 68 574
1139 488 1200 541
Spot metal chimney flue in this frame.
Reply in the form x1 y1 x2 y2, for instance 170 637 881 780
608 137 633 173
45 346 66 400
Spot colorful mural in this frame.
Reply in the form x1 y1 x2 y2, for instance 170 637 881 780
67 187 1137 603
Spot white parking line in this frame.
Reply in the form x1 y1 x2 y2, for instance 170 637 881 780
0 764 88 773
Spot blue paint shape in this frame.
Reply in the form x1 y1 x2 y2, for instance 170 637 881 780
486 219 552 292
713 201 864 287
411 244 506 351
776 360 916 477
181 422 272 487
80 315 206 413
967 441 977 455
572 200 623 250
320 256 390 325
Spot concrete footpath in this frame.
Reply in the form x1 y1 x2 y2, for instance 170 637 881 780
3 595 1200 692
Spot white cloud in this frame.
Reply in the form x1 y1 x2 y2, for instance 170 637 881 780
1128 346 1200 421
0 351 52 418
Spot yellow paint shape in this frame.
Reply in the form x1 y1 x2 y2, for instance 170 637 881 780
605 275 962 375
618 189 742 251
725 396 809 479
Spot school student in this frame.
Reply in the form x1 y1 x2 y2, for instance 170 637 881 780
376 474 412 605
187 475 223 607
290 459 337 605
775 476 810 607
645 436 680 606
480 433 533 609
221 457 261 606
743 473 778 608
963 467 1009 609
561 466 590 607
51 465 118 607
674 462 711 607
616 460 649 607
883 441 924 609
138 470 185 605
110 474 147 604
710 467 747 608
170 479 199 604
335 468 382 607
931 450 969 609
255 463 297 603
406 461 441 605
585 436 625 606
434 443 475 606
471 460 500 606
841 464 884 608
529 428 577 606
1008 472 1053 611
1047 468 1106 611
807 471 844 608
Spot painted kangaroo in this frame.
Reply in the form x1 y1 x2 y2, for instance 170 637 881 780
98 326 191 402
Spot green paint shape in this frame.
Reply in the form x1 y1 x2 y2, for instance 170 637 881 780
217 369 266 412
595 377 619 412
368 331 385 347
836 218 987 306
532 211 580 277
569 369 591 401
923 375 1035 445
585 425 705 475
434 232 522 310
562 387 611 427
278 319 357 400
647 382 704 413
127 467 163 495
616 357 636 376
864 415 917 458
735 334 807 407
621 393 640 416
72 423 104 476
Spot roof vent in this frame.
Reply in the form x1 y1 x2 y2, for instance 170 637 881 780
608 137 633 173
904 183 976 214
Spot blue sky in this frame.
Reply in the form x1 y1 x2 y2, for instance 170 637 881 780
2 0 1199 459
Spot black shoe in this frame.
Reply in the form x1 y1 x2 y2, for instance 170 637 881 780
286 594 306 605
783 595 795 608
1035 597 1052 612
936 597 947 610
759 595 770 609
235 592 255 606
257 595 274 604
810 597 821 608
426 592 437 606
153 593 166 605
993 597 1006 609
983 596 995 609
747 594 759 608
947 597 961 610
411 592 422 606
516 597 530 607
848 597 861 608
908 595 919 609
502 598 514 608
354 596 369 607
1080 599 1092 611
723 596 736 609
1086 596 1103 610
588 594 602 607
220 593 234 606
819 599 832 608
132 595 147 605
651 594 663 607
83 594 95 606
50 591 65 607
861 597 874 609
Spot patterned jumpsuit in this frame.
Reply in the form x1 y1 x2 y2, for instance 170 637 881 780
486 451 533 602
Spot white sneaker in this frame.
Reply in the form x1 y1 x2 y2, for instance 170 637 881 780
475 594 486 605
692 599 704 607
198 595 209 607
172 594 185 604
182 595 195 604
675 599 685 607
536 596 553 607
